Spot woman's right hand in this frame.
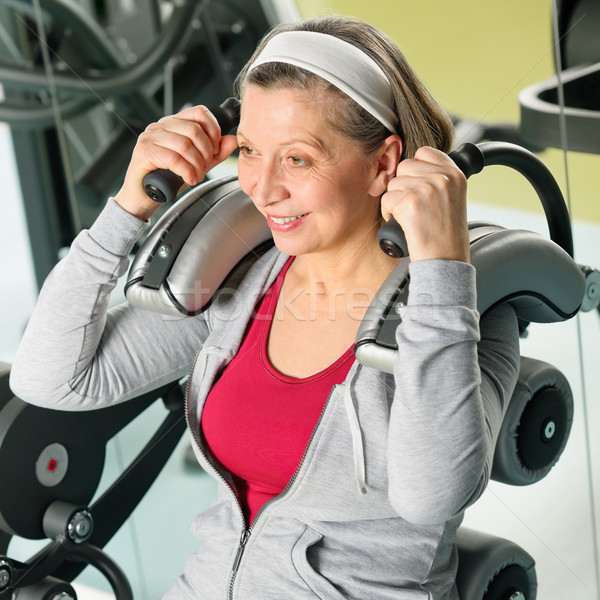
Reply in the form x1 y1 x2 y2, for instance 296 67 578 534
114 105 239 220
380 146 469 263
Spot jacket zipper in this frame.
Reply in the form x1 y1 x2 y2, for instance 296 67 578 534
226 385 338 599
185 350 339 599
183 350 248 599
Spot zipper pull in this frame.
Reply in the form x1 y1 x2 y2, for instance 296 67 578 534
232 529 251 573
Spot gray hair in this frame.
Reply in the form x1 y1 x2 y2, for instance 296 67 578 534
234 15 454 161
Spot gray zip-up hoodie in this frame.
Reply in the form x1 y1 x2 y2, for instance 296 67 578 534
10 199 520 599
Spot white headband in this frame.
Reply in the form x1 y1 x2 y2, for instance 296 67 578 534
249 30 399 134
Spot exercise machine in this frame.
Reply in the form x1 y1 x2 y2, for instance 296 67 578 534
0 136 589 599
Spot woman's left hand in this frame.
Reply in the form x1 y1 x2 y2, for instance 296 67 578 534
380 146 470 263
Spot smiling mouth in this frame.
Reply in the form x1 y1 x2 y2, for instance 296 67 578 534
270 214 308 225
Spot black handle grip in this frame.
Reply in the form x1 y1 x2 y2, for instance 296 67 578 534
210 97 241 138
142 97 241 204
377 143 485 258
378 217 408 259
143 169 185 204
448 143 485 178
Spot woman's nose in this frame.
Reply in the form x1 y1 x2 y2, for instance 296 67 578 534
243 162 289 208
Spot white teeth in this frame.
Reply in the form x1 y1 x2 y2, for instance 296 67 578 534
271 214 307 225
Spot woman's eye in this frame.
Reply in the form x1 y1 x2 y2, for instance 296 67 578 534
239 145 255 156
289 155 307 167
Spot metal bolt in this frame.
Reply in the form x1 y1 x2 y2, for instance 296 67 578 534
393 301 406 315
543 419 556 441
0 561 12 589
158 244 172 258
67 510 93 543
231 20 246 34
581 267 600 312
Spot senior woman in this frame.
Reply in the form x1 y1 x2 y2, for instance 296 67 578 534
11 14 519 600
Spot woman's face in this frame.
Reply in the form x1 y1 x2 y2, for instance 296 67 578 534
237 85 383 259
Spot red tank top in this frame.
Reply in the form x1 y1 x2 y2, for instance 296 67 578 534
201 258 354 524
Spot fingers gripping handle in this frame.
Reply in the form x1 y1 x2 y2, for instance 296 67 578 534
142 97 241 204
377 143 485 258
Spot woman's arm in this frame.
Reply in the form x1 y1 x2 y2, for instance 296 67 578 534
386 259 520 524
380 146 519 523
10 104 239 410
9 198 209 411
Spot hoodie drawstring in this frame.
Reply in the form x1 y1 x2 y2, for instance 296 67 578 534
343 373 367 495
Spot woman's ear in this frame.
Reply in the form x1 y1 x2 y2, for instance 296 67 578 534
367 134 403 197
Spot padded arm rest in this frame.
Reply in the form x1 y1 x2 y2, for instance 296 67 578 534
456 527 537 600
125 177 272 316
492 356 573 486
355 224 585 374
